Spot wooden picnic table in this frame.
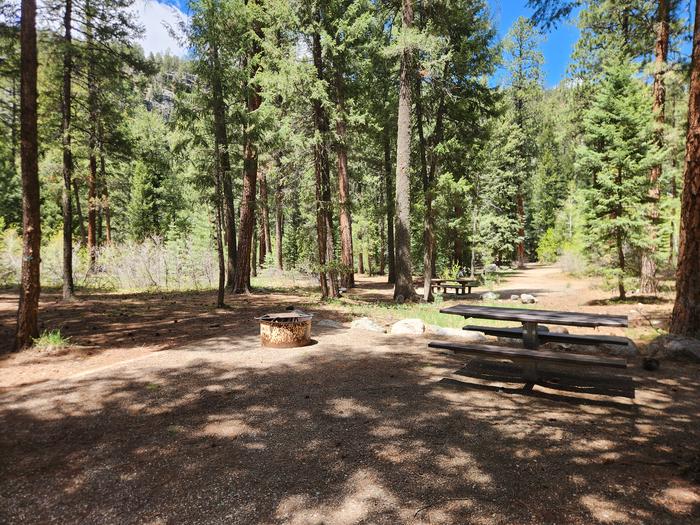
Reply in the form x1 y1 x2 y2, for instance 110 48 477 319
431 304 630 387
430 278 480 295
440 304 628 350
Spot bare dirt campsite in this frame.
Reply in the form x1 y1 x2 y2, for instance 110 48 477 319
2 265 699 524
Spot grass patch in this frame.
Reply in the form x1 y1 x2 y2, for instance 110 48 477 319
33 329 71 350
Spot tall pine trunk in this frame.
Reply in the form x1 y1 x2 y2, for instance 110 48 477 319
210 45 237 291
336 72 354 289
85 3 98 270
640 0 671 295
258 169 271 266
15 0 40 351
73 178 86 244
670 0 700 336
312 26 339 299
384 130 395 283
213 162 226 308
357 232 365 274
61 0 74 299
393 0 415 302
100 152 111 243
251 227 258 277
232 44 261 294
415 73 432 302
274 167 283 270
379 186 386 275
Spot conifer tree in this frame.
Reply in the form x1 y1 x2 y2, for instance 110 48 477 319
576 52 661 299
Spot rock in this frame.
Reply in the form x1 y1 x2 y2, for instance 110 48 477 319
520 293 537 304
643 358 660 371
317 319 343 329
484 263 499 273
350 317 385 333
647 335 700 362
390 318 425 335
481 291 500 301
606 342 640 357
426 324 486 342
510 294 520 301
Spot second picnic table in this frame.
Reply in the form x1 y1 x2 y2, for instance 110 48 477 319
439 304 629 350
430 278 479 295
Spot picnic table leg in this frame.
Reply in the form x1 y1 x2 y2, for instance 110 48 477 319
522 362 538 383
522 321 540 350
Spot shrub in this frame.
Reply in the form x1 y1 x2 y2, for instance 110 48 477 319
536 228 560 264
33 329 71 350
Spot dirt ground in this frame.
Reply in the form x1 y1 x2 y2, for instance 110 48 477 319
1 265 698 524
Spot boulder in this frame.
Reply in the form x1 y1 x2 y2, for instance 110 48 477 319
390 318 425 335
520 293 537 304
350 317 385 333
647 335 700 363
510 294 520 301
481 291 500 301
317 319 344 329
426 324 486 342
484 263 499 273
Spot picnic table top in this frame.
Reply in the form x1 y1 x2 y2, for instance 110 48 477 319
440 304 628 328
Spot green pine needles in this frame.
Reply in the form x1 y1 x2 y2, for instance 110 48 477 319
576 52 665 299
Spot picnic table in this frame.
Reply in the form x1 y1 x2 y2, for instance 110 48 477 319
439 304 628 350
429 304 630 386
430 278 479 296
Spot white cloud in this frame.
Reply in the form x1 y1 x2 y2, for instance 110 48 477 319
132 0 189 58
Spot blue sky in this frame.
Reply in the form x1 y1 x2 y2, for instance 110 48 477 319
138 0 579 88
489 0 579 87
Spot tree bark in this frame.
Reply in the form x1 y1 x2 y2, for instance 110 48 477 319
232 39 261 294
61 0 74 299
15 0 40 351
336 72 355 289
312 25 339 299
72 178 86 245
393 0 416 302
210 45 237 291
415 73 432 302
640 0 671 295
274 170 284 270
670 0 700 336
213 165 226 308
85 3 98 270
379 186 386 275
384 130 395 283
357 232 365 274
251 227 258 277
258 168 271 266
100 152 111 244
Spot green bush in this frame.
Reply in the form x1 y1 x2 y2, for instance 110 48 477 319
536 228 560 263
33 329 71 350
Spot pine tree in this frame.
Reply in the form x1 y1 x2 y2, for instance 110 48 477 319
503 16 544 268
576 52 661 299
671 0 700 336
15 0 41 350
393 0 416 302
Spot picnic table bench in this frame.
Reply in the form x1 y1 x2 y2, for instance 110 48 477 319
430 278 480 296
429 304 630 386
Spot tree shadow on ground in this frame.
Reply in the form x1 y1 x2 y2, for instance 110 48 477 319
0 289 351 357
1 332 699 524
